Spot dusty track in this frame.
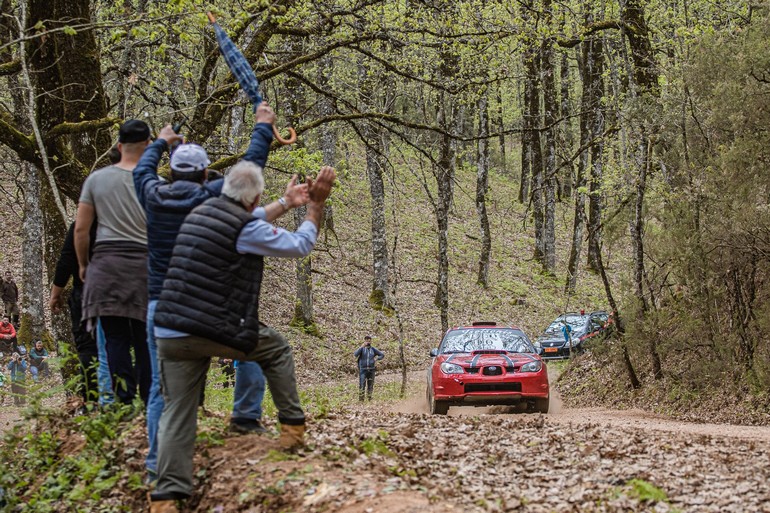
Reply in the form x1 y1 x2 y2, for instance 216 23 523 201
390 367 770 442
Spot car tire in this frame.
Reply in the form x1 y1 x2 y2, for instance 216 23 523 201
428 390 449 415
534 396 549 414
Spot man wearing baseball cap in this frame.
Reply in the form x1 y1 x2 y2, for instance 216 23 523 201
75 119 152 407
133 104 307 484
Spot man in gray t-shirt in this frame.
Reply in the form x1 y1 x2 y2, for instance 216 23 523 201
75 119 152 405
79 165 147 245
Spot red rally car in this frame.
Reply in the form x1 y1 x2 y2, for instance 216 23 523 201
426 322 549 415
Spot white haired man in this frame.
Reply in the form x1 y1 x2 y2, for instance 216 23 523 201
148 161 335 512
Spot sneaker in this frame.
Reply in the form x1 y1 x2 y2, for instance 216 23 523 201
228 418 268 435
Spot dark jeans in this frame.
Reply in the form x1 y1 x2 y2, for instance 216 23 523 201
359 368 375 401
70 287 98 404
100 316 150 405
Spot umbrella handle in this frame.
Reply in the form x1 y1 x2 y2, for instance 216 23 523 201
207 12 217 23
273 125 297 145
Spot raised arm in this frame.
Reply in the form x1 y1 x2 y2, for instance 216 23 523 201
242 103 276 168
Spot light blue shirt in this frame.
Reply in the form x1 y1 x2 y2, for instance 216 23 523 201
155 206 318 339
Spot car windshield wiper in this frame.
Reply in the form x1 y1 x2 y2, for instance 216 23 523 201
442 350 468 354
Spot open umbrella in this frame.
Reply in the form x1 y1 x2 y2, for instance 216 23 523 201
207 12 296 145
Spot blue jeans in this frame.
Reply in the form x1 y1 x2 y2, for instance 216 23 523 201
145 299 267 473
96 319 114 407
145 300 163 474
232 361 265 420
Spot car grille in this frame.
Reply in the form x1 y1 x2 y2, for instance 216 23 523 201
482 366 503 376
467 366 516 374
465 383 522 393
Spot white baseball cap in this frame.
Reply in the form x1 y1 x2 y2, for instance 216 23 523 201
170 143 210 172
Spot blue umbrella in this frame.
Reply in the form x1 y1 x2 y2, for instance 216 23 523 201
208 12 296 145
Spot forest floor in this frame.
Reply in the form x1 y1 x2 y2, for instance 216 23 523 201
2 366 770 512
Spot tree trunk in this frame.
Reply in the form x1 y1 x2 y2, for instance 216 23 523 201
358 58 392 311
476 89 492 287
496 84 506 173
19 163 48 347
283 43 314 331
522 42 544 261
586 30 605 273
435 94 453 335
559 51 574 199
365 133 391 310
622 0 663 377
541 0 557 274
319 55 337 242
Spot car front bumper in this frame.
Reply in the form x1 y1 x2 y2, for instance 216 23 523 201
432 372 549 406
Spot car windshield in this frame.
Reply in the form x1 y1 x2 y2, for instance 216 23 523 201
545 314 588 333
440 329 534 354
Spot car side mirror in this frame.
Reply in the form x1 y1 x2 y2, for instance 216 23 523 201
429 348 439 357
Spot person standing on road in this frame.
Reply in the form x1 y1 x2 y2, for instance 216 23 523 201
354 335 384 402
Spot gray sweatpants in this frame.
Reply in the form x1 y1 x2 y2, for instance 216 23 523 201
154 325 304 497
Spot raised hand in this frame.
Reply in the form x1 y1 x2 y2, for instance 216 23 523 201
255 103 277 126
283 175 309 208
158 124 183 147
308 166 336 205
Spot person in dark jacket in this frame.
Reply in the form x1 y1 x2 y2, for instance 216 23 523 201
354 336 384 401
28 340 50 381
147 161 335 510
50 221 102 405
1 272 19 327
133 104 289 482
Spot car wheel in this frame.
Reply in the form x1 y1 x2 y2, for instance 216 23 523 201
428 389 449 415
534 396 549 414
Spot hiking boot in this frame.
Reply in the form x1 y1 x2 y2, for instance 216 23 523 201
279 422 305 450
148 491 187 513
228 418 268 435
149 500 178 513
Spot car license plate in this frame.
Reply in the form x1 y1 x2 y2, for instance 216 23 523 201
544 347 558 353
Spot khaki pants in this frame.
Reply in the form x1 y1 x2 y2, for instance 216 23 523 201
154 325 304 497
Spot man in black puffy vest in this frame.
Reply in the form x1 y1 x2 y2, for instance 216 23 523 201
148 160 335 509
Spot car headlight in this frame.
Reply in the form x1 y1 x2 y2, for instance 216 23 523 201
533 340 542 348
440 362 464 374
520 360 542 373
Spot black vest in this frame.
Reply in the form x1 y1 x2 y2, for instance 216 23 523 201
155 196 263 353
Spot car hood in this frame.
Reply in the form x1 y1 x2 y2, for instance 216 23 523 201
442 351 540 367
537 335 567 346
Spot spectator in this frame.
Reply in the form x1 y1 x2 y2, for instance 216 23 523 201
29 340 50 382
1 272 18 327
0 316 17 355
148 162 334 511
354 335 384 401
75 120 151 406
133 104 284 482
6 352 27 405
50 220 106 407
